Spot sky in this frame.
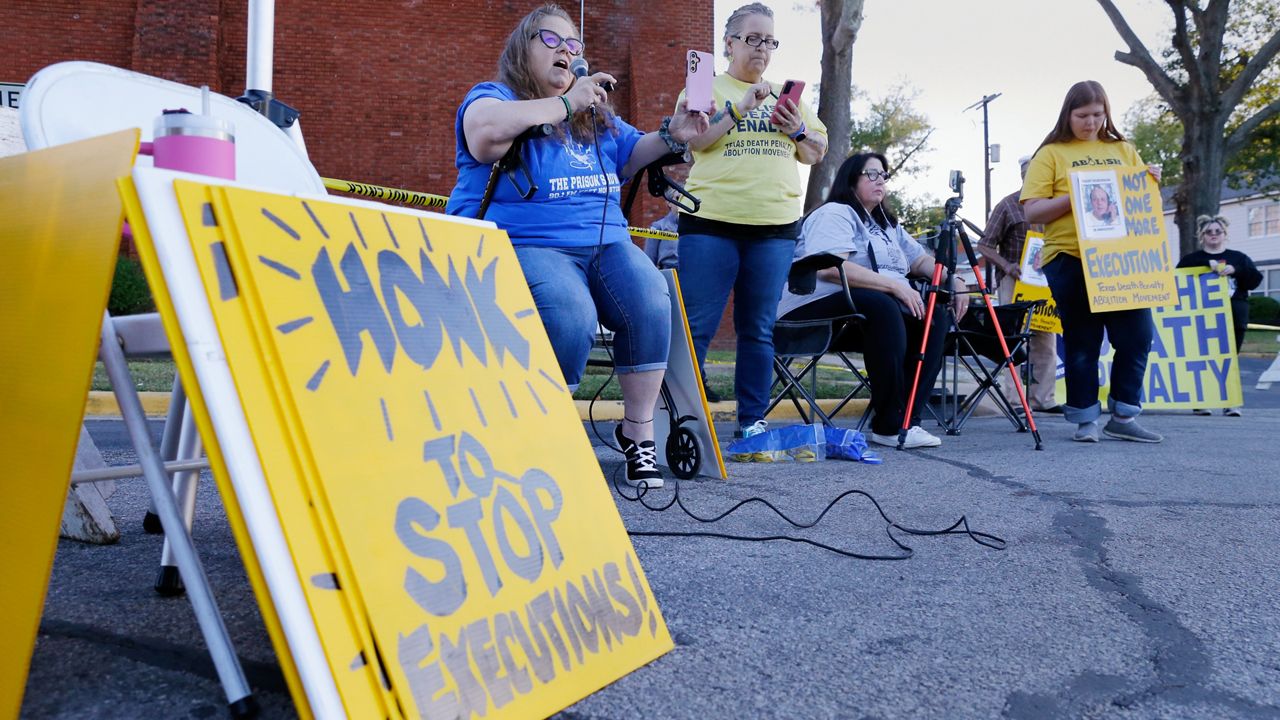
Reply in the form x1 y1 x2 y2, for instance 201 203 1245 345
701 0 1174 221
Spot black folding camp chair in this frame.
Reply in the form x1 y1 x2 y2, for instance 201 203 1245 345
767 253 872 428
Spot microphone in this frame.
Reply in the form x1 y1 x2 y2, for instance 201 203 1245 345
569 57 614 92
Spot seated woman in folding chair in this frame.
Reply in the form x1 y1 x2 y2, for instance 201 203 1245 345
776 152 968 449
446 5 708 488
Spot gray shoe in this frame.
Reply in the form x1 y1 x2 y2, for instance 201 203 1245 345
1103 418 1163 443
1073 421 1099 443
1224 406 1242 417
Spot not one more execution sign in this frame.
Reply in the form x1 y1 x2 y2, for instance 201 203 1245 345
1069 165 1176 313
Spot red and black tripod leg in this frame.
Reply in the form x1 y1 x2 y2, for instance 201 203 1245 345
899 261 946 450
959 237 1043 450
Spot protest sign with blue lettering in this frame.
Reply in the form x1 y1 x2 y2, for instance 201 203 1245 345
1011 231 1061 334
125 170 672 719
1054 268 1242 409
1068 166 1176 312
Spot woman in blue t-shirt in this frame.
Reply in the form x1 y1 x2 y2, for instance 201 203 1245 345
447 4 707 488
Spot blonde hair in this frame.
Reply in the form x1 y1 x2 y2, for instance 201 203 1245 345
1196 214 1229 243
723 3 774 59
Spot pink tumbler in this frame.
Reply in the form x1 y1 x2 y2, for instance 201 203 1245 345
152 109 236 180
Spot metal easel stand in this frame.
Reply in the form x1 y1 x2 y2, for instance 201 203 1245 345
97 311 257 717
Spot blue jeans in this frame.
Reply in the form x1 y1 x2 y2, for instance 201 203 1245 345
515 242 671 389
679 232 794 425
1042 254 1153 423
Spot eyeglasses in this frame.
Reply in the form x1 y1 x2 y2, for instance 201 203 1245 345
1202 228 1225 236
730 34 780 50
861 169 892 183
532 28 584 56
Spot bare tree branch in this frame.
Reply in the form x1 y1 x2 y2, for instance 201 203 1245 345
1224 95 1280 157
1097 0 1185 111
1166 0 1204 97
1222 26 1280 111
888 128 934 176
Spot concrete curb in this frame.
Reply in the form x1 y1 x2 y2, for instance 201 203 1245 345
84 390 870 423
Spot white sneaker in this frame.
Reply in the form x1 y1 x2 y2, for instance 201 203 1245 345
869 426 941 449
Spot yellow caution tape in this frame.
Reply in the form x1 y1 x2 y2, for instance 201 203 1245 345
324 177 678 241
322 177 448 209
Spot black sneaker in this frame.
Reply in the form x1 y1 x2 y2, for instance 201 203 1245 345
615 425 664 488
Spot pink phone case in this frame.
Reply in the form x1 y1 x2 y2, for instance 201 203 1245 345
772 79 805 121
685 50 715 114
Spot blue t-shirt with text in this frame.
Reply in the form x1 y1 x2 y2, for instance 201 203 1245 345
446 82 644 248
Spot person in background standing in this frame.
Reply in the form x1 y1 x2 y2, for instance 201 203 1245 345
977 154 1062 415
676 2 828 440
1177 214 1262 417
1021 80 1163 444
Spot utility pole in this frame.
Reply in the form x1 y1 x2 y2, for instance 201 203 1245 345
965 93 1001 220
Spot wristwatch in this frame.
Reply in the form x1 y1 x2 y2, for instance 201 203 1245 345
792 130 807 143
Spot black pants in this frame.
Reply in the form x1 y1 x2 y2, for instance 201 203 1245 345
782 288 949 436
1231 298 1249 353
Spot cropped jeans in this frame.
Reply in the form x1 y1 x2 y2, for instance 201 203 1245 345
679 232 794 427
1042 254 1153 423
515 242 671 390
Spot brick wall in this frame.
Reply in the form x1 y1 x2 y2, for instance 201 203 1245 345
3 0 736 344
4 1 709 215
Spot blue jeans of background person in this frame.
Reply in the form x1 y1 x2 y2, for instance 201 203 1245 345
1042 254 1153 423
679 233 794 426
515 242 671 390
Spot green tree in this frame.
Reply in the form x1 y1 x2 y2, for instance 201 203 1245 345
848 83 935 179
888 193 944 238
1123 98 1184 187
1098 0 1280 255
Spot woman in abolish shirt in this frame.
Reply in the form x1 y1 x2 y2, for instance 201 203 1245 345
1021 80 1163 444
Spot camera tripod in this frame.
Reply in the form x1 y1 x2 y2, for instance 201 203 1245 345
899 181 1044 451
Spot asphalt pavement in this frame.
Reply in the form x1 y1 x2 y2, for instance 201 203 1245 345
18 357 1280 719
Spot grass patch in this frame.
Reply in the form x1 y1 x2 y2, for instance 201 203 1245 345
93 354 876 401
91 359 176 392
1242 329 1280 355
572 352 870 402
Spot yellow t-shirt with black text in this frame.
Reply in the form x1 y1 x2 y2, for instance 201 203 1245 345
677 73 826 226
1020 139 1143 265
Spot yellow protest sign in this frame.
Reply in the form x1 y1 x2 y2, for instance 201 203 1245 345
1011 231 1061 334
0 130 138 718
132 174 672 719
126 178 371 717
1068 165 1176 312
1054 268 1242 409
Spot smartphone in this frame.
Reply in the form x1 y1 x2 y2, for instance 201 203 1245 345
771 79 806 122
685 50 715 113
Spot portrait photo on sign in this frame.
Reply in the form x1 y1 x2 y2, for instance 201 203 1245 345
1074 170 1125 240
1019 235 1049 287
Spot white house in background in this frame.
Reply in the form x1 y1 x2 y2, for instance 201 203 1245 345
1164 182 1280 300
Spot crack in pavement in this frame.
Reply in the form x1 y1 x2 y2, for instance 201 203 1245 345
1002 507 1278 718
912 454 1278 717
